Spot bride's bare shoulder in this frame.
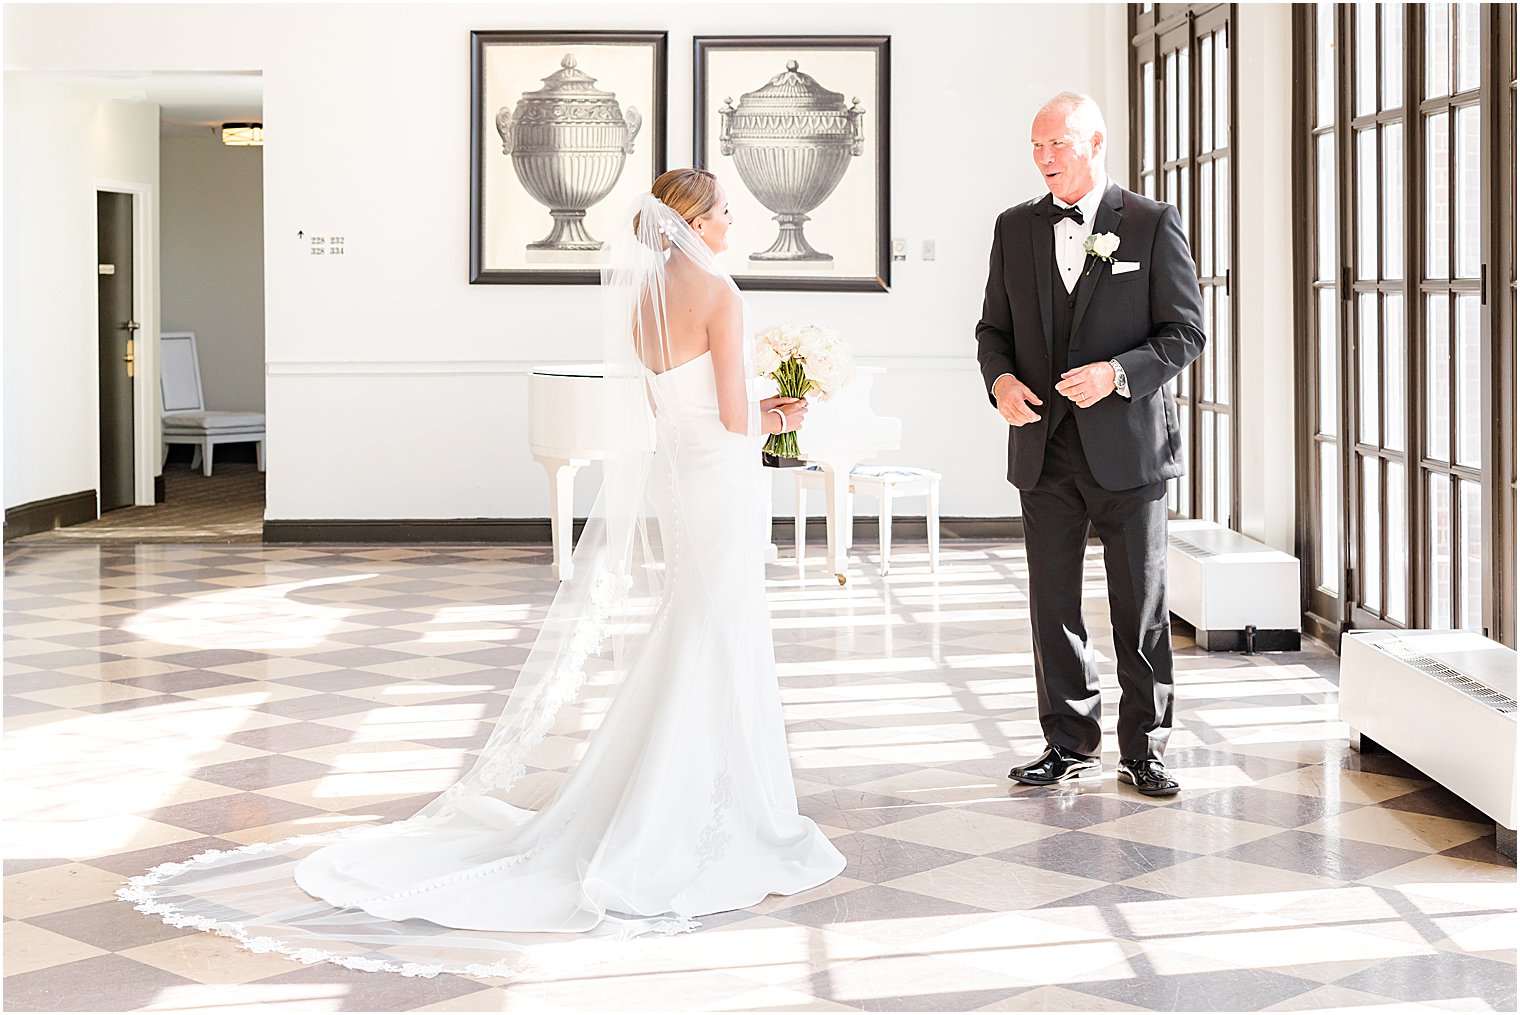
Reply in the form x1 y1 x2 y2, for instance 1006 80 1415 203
665 255 736 314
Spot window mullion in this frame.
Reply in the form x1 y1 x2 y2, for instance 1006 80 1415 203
1405 1 1425 626
1478 1 1505 640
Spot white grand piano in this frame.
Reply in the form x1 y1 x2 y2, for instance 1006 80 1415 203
529 364 901 580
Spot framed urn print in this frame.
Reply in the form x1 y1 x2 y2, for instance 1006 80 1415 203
471 30 667 285
694 36 890 292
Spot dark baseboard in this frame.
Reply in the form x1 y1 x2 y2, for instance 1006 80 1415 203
263 515 1024 545
1194 628 1303 653
778 516 1024 542
262 518 568 543
154 474 166 504
4 490 97 541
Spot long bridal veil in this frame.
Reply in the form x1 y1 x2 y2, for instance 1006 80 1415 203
119 195 770 977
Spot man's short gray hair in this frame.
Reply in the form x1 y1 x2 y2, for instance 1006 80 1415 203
1036 92 1108 140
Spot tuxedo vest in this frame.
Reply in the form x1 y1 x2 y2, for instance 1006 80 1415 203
1048 242 1078 428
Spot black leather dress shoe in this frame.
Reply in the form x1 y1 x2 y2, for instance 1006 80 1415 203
1117 757 1181 796
1009 744 1101 786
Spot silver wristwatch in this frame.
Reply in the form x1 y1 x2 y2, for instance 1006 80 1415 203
1108 358 1130 398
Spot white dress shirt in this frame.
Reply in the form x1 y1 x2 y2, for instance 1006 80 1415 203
1052 173 1108 294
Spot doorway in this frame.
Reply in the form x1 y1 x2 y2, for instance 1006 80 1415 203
97 190 138 513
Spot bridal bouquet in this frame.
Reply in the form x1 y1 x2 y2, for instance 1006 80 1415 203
753 322 855 466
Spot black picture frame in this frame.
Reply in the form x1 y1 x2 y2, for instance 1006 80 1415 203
694 35 891 292
470 30 668 285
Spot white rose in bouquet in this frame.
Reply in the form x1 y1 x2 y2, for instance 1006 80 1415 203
806 344 854 399
751 322 857 465
796 324 828 361
772 322 802 357
752 338 783 377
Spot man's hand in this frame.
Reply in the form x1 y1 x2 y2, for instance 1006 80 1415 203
993 374 1043 426
1055 362 1117 409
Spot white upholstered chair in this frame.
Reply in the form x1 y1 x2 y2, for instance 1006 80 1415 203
159 331 265 477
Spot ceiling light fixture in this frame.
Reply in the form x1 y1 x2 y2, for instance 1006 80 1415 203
219 122 263 146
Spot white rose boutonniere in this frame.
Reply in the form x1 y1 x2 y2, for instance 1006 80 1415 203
1083 232 1121 275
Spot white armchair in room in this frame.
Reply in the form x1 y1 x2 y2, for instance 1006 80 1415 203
159 331 265 477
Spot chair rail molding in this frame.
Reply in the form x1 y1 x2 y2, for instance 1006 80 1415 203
264 356 976 377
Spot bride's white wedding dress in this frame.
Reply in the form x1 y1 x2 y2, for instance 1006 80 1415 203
120 196 844 977
292 348 842 931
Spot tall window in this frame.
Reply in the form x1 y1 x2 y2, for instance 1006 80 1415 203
1349 2 1413 629
1419 2 1486 632
1295 4 1517 646
1131 4 1237 527
1304 2 1341 636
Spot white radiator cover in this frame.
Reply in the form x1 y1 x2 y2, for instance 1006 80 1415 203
1166 519 1301 632
1340 629 1517 830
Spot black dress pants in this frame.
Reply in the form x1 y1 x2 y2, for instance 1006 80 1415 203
1019 414 1174 760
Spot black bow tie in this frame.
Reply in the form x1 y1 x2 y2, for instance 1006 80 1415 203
1047 203 1084 225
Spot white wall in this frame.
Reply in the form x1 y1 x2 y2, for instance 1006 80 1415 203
161 133 266 413
3 74 159 511
5 3 1145 522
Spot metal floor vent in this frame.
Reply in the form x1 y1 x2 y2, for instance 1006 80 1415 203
1372 639 1518 715
1167 534 1219 559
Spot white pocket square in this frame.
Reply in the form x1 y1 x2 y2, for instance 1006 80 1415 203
1111 260 1141 275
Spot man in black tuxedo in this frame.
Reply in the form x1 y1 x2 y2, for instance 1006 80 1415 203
976 92 1205 796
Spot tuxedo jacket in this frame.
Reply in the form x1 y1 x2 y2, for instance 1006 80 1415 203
976 183 1206 492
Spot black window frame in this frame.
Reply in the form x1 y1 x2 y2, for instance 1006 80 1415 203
1130 3 1240 529
1293 2 1517 648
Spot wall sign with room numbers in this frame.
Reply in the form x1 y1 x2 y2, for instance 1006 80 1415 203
305 234 346 256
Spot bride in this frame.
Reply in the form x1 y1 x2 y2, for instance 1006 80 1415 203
121 170 846 976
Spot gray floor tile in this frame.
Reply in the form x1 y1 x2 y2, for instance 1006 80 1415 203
989 830 1199 883
191 754 335 790
29 900 198 951
1217 829 1430 881
1172 786 1358 829
827 832 977 884
251 692 375 721
0 952 200 1012
1333 953 1518 1008
1068 967 1321 1011
150 791 328 835
115 670 253 693
246 954 492 1010
967 790 1153 831
769 883 990 928
225 721 354 752
86 837 243 876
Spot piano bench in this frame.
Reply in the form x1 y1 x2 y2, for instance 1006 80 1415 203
795 465 940 576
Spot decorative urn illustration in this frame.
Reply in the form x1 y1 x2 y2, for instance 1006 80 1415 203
719 60 865 263
496 54 643 251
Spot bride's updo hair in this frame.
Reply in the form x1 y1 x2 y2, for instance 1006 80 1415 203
634 168 719 242
652 168 719 222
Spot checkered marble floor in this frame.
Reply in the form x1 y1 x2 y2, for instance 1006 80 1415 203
3 542 1514 1012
